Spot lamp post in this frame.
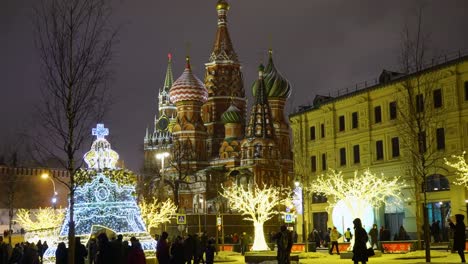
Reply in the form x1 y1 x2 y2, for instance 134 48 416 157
295 179 307 252
156 152 170 199
41 172 58 208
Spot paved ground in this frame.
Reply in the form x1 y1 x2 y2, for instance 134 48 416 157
216 250 466 264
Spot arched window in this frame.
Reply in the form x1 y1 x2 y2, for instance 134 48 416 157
424 174 450 192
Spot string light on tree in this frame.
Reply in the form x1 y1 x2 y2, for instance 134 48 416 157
445 152 468 188
221 183 289 251
307 169 404 231
139 199 177 230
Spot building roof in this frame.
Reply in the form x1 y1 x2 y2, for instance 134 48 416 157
290 53 468 117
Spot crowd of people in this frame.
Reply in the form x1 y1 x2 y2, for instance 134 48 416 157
155 231 216 264
0 237 48 264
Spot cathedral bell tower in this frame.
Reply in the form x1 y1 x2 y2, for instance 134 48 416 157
202 0 246 159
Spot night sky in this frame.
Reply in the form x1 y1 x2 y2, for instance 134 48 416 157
1 0 468 171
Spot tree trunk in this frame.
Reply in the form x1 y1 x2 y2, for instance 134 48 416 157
252 221 269 251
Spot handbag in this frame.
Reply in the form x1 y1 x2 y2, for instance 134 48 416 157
366 241 375 256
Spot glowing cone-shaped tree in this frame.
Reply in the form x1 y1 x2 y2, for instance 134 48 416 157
221 183 288 251
139 199 178 230
445 152 468 188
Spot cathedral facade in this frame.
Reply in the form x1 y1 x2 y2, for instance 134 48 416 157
143 0 293 213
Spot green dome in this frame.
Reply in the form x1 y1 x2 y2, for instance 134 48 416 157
252 50 291 98
221 104 243 124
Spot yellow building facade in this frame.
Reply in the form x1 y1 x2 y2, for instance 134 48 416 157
290 55 468 240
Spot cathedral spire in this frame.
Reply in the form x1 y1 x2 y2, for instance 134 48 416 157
209 0 238 63
246 65 275 139
162 53 174 92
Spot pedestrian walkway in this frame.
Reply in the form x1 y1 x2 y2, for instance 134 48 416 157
217 250 465 263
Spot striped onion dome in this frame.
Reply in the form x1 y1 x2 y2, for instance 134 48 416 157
252 49 291 98
221 104 242 124
169 57 208 104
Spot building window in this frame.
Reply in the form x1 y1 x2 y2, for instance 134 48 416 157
436 128 445 150
424 174 450 192
339 148 346 166
374 106 382 123
391 137 400 157
321 153 327 170
389 101 397 120
339 115 345 131
312 193 328 203
418 131 427 153
416 94 424 113
311 156 317 172
433 89 442 108
310 126 316 140
353 145 360 164
352 112 358 129
321 123 325 138
465 81 468 101
376 140 384 160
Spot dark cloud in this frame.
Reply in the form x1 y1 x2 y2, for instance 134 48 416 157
1 0 468 171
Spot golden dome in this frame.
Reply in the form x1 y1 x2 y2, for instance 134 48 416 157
216 0 229 10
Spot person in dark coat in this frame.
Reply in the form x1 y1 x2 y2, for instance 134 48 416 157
204 239 215 264
368 224 378 249
75 237 88 264
273 225 293 264
55 242 68 264
127 240 146 264
36 240 43 264
156 232 170 264
96 233 112 264
431 221 441 243
183 235 194 264
352 218 368 264
170 236 185 264
449 214 466 263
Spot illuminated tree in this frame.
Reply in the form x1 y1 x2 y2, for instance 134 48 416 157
16 207 65 231
139 199 177 231
221 183 288 251
307 169 404 228
445 152 468 188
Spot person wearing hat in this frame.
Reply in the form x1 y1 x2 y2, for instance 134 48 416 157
448 214 466 263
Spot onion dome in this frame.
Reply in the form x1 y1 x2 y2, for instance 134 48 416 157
252 49 291 98
216 0 229 10
221 104 242 124
169 57 208 104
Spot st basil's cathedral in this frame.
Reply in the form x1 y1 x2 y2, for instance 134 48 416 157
143 0 293 213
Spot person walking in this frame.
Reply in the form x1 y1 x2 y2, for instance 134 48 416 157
352 218 368 264
274 225 293 264
344 228 352 242
170 236 185 264
313 228 321 248
55 242 68 264
127 240 146 264
75 237 88 264
431 221 441 243
448 214 466 263
369 224 378 249
329 227 340 255
240 232 248 255
156 232 170 264
204 239 215 264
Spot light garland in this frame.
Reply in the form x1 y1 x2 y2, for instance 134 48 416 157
445 151 468 188
41 124 156 263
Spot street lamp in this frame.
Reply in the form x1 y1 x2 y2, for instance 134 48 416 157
295 179 307 252
41 172 58 208
156 152 170 199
